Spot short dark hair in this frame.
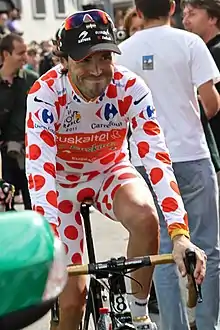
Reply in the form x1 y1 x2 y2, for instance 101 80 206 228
0 33 24 58
181 0 220 27
135 0 173 19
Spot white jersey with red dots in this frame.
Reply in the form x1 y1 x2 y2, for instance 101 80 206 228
26 63 189 243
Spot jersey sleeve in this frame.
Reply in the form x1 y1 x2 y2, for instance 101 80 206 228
25 79 59 228
126 75 189 239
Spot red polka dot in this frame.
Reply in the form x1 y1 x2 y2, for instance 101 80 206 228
125 78 136 91
25 133 28 148
100 153 115 165
27 113 34 129
184 213 189 226
34 175 45 191
40 130 55 147
58 94 67 106
103 175 114 191
118 172 137 180
132 117 138 129
115 152 126 163
28 174 34 189
29 81 41 94
111 165 130 173
106 203 112 210
114 72 123 80
66 174 80 182
150 168 163 185
57 217 61 226
96 201 102 213
35 206 45 215
111 184 121 200
63 242 69 254
71 253 82 264
58 200 73 214
32 205 36 211
102 195 108 204
50 223 59 237
162 197 178 212
64 225 78 240
59 183 78 188
44 162 56 178
46 79 54 89
137 141 150 158
106 84 117 98
29 144 41 160
75 211 82 225
156 152 171 165
80 239 84 253
77 188 95 202
170 181 181 195
46 191 57 208
118 96 132 116
41 70 58 81
56 162 65 171
66 162 84 169
85 171 100 181
143 121 160 135
105 213 112 219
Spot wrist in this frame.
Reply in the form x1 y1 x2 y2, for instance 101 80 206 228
170 229 190 241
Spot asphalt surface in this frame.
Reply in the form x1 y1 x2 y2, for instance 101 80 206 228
21 207 161 330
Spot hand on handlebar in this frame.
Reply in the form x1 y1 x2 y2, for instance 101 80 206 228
172 235 207 285
0 180 15 206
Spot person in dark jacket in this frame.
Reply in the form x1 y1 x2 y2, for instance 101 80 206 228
0 33 38 210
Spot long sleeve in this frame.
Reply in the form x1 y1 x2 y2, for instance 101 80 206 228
25 80 58 226
127 76 189 239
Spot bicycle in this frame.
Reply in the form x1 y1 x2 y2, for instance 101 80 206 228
51 200 202 330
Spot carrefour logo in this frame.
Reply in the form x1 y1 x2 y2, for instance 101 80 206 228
42 109 54 124
96 103 118 121
34 108 54 124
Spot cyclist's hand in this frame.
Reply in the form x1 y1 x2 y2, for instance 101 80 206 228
172 235 207 285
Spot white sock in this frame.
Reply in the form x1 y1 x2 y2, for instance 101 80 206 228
129 295 149 319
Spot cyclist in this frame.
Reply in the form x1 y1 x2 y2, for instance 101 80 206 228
25 10 206 330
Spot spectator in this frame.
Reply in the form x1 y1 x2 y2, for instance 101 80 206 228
0 12 10 38
124 7 144 37
182 0 220 168
24 47 40 74
0 33 38 210
115 0 220 329
6 8 23 35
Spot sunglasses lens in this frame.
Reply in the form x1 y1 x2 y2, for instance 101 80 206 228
64 10 110 30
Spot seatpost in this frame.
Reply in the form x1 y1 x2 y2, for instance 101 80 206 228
80 202 96 264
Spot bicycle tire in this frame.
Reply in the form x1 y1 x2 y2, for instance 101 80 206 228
82 277 103 330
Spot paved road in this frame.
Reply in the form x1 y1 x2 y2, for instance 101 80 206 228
22 208 161 330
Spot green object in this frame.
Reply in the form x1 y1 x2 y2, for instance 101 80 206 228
0 211 55 317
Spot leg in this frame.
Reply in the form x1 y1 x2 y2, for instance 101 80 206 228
55 177 103 330
95 163 159 323
55 185 86 330
135 167 189 330
18 169 32 210
173 159 220 330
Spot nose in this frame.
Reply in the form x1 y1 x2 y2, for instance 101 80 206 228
89 61 102 76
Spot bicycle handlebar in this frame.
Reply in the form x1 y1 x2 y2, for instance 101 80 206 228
67 250 202 307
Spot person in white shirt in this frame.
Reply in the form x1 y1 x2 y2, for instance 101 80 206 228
115 0 220 329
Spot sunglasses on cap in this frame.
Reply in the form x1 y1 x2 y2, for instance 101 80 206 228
64 9 115 31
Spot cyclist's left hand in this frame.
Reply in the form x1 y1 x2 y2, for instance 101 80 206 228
172 235 207 285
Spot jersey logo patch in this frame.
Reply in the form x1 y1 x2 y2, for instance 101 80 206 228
142 55 154 70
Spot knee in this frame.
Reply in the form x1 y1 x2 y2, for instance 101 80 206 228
123 202 159 236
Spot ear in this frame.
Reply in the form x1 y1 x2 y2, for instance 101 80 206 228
2 50 10 61
136 8 144 19
170 1 176 16
209 16 218 26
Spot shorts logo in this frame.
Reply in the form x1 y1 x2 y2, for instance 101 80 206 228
142 55 154 70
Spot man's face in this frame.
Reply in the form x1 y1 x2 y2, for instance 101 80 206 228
183 5 217 37
0 13 8 27
5 40 27 69
129 15 144 36
67 51 114 100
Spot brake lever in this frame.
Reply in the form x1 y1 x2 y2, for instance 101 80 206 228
184 248 203 303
